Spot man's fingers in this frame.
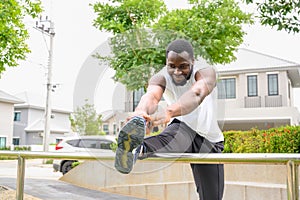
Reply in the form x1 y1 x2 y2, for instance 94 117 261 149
152 118 166 126
143 114 151 122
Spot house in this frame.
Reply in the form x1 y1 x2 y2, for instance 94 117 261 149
99 48 300 134
13 92 72 145
215 48 300 131
0 90 24 148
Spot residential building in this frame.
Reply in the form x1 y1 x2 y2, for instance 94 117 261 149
216 48 300 130
13 92 72 145
0 90 24 148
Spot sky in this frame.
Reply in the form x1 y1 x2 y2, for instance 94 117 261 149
0 0 299 112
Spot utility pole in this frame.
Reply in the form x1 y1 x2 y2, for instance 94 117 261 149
35 16 55 152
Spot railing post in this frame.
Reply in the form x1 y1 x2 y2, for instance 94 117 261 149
287 160 299 200
16 155 25 200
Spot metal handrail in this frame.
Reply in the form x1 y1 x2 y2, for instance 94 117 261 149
0 151 299 200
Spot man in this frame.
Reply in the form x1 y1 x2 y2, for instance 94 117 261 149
115 39 224 200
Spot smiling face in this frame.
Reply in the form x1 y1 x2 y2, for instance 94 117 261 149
166 51 194 86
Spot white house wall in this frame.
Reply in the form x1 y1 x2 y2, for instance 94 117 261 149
0 102 14 147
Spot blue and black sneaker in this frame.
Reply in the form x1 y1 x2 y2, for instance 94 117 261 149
114 116 146 174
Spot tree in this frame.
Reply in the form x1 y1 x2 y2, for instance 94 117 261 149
92 0 253 90
0 0 42 76
70 100 105 135
244 0 300 33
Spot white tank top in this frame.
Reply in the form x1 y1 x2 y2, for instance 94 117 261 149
159 67 224 143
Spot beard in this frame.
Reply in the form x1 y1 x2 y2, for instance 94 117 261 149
171 67 193 86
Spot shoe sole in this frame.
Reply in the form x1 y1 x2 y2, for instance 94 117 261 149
114 116 146 174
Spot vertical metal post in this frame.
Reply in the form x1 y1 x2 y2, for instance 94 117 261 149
16 156 25 200
287 160 299 200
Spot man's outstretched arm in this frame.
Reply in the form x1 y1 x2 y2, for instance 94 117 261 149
132 74 165 120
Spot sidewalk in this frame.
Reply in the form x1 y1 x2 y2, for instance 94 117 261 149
0 159 145 200
0 178 145 200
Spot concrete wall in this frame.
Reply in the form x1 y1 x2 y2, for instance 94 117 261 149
60 160 296 200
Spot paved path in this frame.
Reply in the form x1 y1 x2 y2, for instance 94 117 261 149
0 178 144 200
0 159 144 200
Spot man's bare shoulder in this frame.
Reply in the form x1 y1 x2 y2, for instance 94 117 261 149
149 73 166 90
194 66 216 81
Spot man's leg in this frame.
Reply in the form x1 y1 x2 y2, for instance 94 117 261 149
190 138 224 200
191 163 224 200
143 119 196 153
142 119 224 200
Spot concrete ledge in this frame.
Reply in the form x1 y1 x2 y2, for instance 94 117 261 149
224 181 289 200
60 160 298 200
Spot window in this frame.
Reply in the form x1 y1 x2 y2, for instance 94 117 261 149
56 138 63 144
13 138 20 145
133 88 145 111
103 124 109 135
0 137 6 148
268 74 279 96
288 81 291 99
99 140 113 149
217 78 236 99
113 124 117 135
247 75 258 97
14 112 21 121
78 139 98 149
66 139 79 147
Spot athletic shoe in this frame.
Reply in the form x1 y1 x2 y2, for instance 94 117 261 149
114 116 146 174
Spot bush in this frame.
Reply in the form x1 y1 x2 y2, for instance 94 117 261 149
45 159 53 164
0 146 32 160
72 161 81 168
223 125 300 153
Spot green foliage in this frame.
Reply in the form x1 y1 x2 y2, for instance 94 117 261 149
244 0 300 33
92 0 167 34
72 161 80 168
110 138 118 152
223 125 300 153
0 146 31 151
14 146 31 151
155 0 253 64
0 145 31 159
69 100 105 135
45 159 53 164
92 0 253 90
0 0 43 76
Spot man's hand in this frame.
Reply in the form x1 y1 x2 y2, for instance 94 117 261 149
126 111 151 122
150 109 172 127
126 111 152 134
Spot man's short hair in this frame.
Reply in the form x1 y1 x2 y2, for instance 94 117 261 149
166 39 194 59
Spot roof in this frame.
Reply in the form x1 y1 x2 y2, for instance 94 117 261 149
216 48 300 87
0 90 24 104
100 110 116 121
14 91 72 113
